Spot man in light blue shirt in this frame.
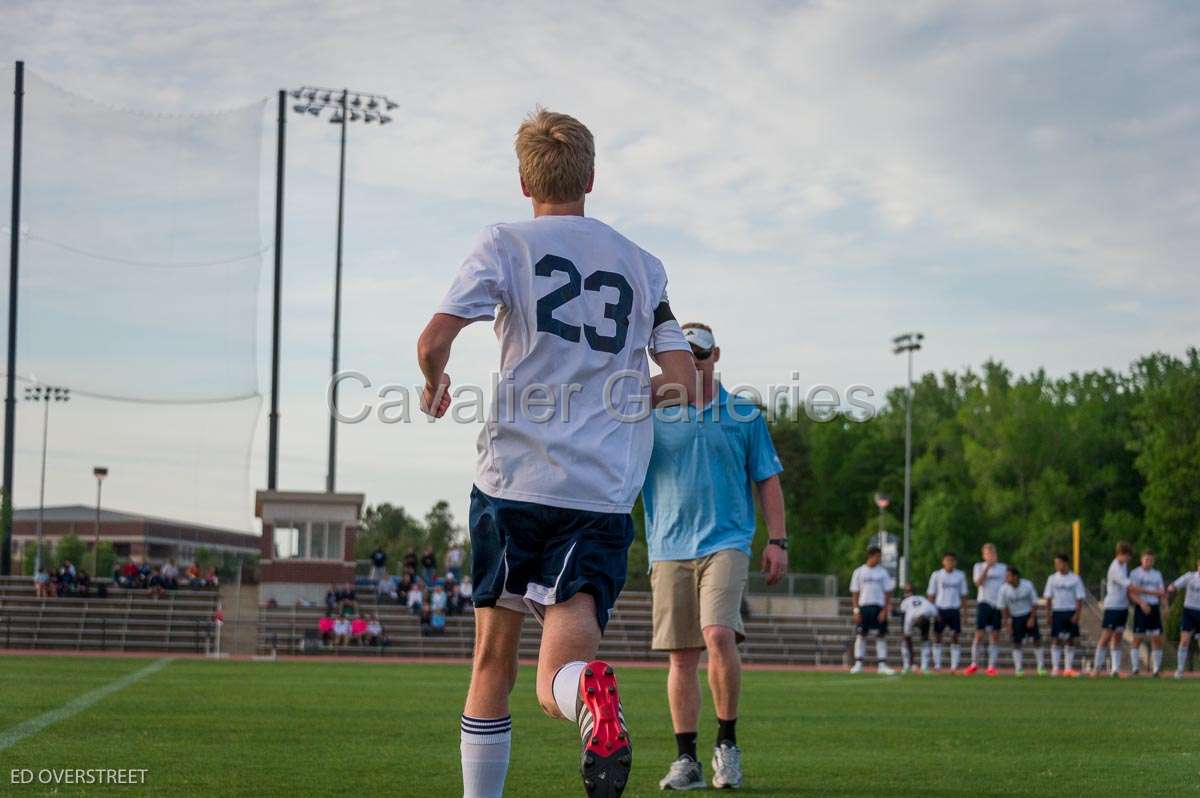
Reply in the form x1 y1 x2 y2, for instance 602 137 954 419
642 322 787 791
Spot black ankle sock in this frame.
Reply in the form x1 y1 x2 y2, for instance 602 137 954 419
717 717 737 747
675 731 697 761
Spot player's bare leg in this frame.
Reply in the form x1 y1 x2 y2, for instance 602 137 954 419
541 592 631 797
461 606 524 798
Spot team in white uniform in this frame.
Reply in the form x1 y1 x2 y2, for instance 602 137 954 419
1043 554 1087 676
849 546 896 675
927 553 968 672
1129 551 1167 676
998 568 1045 676
1168 558 1200 680
899 587 939 673
966 544 1007 676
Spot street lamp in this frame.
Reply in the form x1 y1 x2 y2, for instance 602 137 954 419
289 85 396 494
24 383 69 574
92 466 108 575
874 492 890 551
892 332 923 588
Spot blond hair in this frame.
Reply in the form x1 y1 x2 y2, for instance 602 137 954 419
681 322 712 332
514 108 594 203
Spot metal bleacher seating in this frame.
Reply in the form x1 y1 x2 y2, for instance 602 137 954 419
0 576 219 654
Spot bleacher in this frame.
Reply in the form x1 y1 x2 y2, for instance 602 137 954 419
0 576 219 654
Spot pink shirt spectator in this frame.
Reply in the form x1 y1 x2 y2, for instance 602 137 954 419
318 617 335 634
351 618 368 636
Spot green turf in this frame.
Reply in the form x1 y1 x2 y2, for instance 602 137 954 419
1 656 1197 796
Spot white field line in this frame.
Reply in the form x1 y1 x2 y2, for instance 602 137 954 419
0 657 173 752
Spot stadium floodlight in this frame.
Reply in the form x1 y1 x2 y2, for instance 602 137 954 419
892 331 925 589
92 466 108 575
23 383 71 574
286 85 397 493
289 89 303 99
293 104 308 114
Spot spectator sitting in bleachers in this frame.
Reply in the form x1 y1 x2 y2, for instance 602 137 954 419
161 560 179 590
118 558 139 589
147 567 167 598
420 547 437 585
406 580 424 616
460 575 473 602
351 614 368 644
377 574 400 601
403 548 418 576
324 584 338 612
333 615 351 647
138 561 151 585
34 566 52 598
185 562 202 587
447 583 466 616
205 566 220 588
75 569 91 597
431 582 448 618
366 614 386 647
318 612 335 645
445 543 464 581
336 582 357 614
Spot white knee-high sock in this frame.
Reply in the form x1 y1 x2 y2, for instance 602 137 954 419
1152 649 1163 673
1178 644 1188 675
971 639 980 665
461 715 512 798
875 637 888 663
854 635 866 662
1066 646 1076 670
1034 646 1045 670
988 642 998 669
1012 647 1023 671
1051 645 1062 670
901 641 911 670
921 642 931 671
1094 644 1107 672
552 661 587 722
1130 646 1141 672
932 643 943 669
1112 646 1122 674
951 644 961 670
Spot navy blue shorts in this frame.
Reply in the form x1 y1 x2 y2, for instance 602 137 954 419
975 602 1003 632
1132 605 1162 635
1011 614 1041 644
1051 610 1080 640
935 608 962 635
468 486 634 633
855 604 888 636
1101 608 1128 631
1182 608 1200 634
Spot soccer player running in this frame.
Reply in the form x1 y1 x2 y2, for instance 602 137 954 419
1166 556 1200 680
1043 554 1086 677
1093 541 1147 678
849 546 896 675
998 567 1045 677
1129 549 1168 677
898 584 938 674
965 543 1006 676
417 109 696 798
926 551 968 673
640 323 787 791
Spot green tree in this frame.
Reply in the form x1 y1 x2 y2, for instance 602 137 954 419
54 534 86 570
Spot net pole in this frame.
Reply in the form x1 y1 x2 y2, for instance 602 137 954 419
2 60 25 576
268 90 285 491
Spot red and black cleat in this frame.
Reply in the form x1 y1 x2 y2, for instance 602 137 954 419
576 660 632 797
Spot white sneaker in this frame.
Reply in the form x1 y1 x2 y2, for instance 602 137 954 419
849 662 864 674
658 756 705 791
1175 671 1184 680
711 743 742 790
877 663 896 675
901 665 911 674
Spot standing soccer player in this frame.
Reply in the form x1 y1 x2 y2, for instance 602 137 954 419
1043 554 1086 677
1093 542 1145 677
998 567 1045 677
418 109 696 798
849 546 896 675
1166 557 1200 680
926 551 968 673
898 585 938 674
1129 550 1168 677
966 543 1007 676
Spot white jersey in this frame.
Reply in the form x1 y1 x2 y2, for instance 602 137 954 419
927 568 968 609
998 579 1038 617
850 564 895 607
437 217 689 513
1103 559 1131 610
973 561 1007 606
1130 566 1164 606
900 595 938 620
1173 571 1200 611
1043 571 1086 611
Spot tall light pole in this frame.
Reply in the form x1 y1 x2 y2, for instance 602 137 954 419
288 85 396 493
874 492 890 550
892 332 923 588
3 61 27 576
24 384 69 574
92 466 107 575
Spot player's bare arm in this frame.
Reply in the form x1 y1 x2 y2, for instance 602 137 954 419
650 349 697 407
417 312 473 417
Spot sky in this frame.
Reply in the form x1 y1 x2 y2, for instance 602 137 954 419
0 1 1197 534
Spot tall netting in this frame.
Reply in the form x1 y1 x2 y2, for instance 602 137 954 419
0 67 266 531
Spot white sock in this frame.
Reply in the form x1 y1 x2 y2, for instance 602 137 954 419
933 644 943 669
1066 646 1076 670
1051 645 1062 670
1035 647 1045 670
1130 647 1141 672
876 638 888 663
1112 647 1122 674
1094 645 1107 672
1152 649 1163 673
552 661 587 722
971 640 980 665
988 642 998 669
461 715 512 798
901 642 911 670
921 642 931 671
854 636 865 662
1013 648 1023 671
951 644 961 670
1178 645 1188 674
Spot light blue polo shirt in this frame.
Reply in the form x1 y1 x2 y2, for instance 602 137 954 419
641 386 783 563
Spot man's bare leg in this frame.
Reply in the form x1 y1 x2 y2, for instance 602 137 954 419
461 606 524 798
667 648 703 733
703 625 741 727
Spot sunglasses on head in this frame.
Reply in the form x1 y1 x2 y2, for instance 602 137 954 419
691 347 713 361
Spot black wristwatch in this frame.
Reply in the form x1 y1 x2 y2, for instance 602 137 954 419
767 538 788 550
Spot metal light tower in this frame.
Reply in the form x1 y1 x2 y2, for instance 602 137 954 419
92 466 108 575
874 492 890 549
24 384 69 574
289 86 395 493
892 332 923 588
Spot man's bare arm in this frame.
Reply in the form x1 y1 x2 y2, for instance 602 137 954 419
757 474 787 586
416 313 473 417
650 349 697 407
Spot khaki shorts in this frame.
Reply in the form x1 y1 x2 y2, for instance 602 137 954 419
650 549 749 650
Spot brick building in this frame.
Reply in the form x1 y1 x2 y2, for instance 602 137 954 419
255 490 363 606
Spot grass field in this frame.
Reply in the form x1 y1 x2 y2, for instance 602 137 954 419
1 655 1198 797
